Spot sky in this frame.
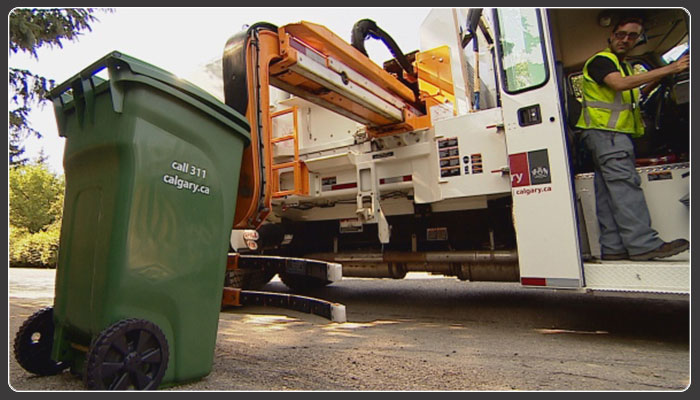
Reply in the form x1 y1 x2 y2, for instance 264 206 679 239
10 7 433 174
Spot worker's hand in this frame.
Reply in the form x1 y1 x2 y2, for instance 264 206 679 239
669 54 689 74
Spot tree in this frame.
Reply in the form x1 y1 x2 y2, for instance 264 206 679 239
9 162 65 234
9 8 104 166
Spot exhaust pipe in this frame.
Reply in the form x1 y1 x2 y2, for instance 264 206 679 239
306 250 519 282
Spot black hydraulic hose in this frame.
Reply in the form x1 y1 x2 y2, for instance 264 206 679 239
478 19 493 45
223 22 278 116
249 29 268 225
461 9 483 48
350 19 415 77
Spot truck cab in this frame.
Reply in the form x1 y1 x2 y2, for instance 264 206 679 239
227 8 689 296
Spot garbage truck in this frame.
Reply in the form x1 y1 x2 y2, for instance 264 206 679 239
223 8 689 296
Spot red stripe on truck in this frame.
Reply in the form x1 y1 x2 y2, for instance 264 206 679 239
521 277 547 286
331 182 358 191
379 175 413 185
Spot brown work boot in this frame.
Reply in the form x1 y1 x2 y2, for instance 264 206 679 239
629 239 689 261
601 252 628 261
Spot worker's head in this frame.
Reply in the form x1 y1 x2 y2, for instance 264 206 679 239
608 17 644 57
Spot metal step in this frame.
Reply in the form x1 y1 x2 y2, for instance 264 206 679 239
237 254 342 282
583 260 689 294
222 288 347 323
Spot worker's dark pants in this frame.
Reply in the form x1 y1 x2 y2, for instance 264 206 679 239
580 129 663 256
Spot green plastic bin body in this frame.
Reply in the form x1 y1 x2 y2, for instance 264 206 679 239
48 52 250 386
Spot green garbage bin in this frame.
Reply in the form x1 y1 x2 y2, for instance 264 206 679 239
14 51 250 390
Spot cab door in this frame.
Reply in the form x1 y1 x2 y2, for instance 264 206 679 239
491 8 583 288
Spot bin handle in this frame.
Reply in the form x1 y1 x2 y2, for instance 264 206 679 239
49 51 122 99
50 51 126 132
49 51 250 139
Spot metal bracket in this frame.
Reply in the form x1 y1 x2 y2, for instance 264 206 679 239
355 162 390 244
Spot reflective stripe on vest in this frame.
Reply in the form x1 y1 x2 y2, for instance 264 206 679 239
576 49 644 137
582 91 634 130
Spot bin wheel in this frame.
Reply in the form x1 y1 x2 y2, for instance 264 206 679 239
279 272 331 293
85 319 169 390
13 307 67 376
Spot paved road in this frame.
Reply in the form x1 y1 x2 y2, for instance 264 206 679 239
9 268 690 391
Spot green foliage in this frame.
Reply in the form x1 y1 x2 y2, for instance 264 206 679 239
9 224 61 268
8 8 105 166
9 8 99 58
8 67 55 165
9 162 65 234
9 162 65 268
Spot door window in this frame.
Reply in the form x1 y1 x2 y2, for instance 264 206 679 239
495 8 549 93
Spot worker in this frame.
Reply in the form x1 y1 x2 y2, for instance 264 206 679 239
576 16 689 261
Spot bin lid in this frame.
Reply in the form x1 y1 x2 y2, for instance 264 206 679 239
49 51 250 135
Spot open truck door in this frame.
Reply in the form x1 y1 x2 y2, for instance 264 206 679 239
491 9 584 289
491 8 689 295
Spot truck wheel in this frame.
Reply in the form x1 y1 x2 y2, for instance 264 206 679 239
14 307 67 376
279 272 331 292
85 319 169 390
226 269 276 290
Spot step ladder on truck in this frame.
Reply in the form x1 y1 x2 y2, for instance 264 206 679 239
225 8 689 297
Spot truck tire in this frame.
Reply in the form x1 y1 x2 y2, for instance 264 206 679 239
279 272 331 292
226 269 276 290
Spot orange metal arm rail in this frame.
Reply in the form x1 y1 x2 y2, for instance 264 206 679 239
271 21 434 137
231 29 280 228
230 21 455 228
281 21 417 103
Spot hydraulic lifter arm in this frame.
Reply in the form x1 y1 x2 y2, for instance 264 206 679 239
223 24 280 229
223 20 453 230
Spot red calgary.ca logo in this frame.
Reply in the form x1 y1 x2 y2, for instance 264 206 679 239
509 149 551 188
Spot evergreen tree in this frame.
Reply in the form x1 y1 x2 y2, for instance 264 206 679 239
9 8 105 166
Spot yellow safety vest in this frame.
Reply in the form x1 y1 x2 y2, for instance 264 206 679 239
575 49 645 137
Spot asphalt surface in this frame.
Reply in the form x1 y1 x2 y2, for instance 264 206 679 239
8 268 690 391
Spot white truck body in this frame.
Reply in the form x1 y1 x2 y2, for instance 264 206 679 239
231 8 689 296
